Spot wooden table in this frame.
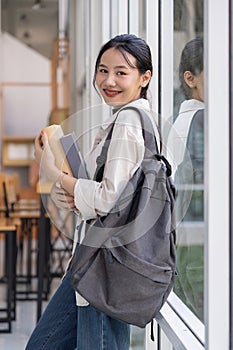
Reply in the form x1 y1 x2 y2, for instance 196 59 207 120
0 218 17 332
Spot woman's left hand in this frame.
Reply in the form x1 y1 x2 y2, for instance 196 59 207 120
51 183 76 211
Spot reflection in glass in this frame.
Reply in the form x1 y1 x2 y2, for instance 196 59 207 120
170 0 204 321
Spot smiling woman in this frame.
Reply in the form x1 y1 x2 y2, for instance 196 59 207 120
95 48 151 107
93 34 153 104
25 34 157 350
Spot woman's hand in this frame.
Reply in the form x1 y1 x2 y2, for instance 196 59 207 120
34 130 53 164
50 183 77 211
34 130 60 182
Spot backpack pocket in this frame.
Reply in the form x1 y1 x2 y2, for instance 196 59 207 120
76 246 173 327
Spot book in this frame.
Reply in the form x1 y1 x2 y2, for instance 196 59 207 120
43 124 88 179
43 124 72 176
60 132 88 179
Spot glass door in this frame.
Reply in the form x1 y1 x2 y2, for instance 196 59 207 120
171 0 205 322
146 0 230 348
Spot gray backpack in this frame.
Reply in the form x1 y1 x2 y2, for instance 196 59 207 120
70 106 177 328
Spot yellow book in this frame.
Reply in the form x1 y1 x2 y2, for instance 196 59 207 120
43 124 72 176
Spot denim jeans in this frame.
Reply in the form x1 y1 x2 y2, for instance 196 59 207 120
25 271 130 350
77 304 130 349
25 272 77 350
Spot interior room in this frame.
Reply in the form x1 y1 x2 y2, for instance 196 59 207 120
0 1 232 349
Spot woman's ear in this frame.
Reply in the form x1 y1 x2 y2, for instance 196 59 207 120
141 70 152 87
184 70 196 89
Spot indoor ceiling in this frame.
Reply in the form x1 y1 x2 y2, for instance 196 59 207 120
1 0 59 58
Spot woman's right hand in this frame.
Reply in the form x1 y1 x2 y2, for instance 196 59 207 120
34 131 51 164
34 131 60 182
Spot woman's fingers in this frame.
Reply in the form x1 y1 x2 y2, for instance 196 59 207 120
51 187 76 210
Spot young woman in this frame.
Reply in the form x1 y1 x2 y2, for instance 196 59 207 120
26 33 157 350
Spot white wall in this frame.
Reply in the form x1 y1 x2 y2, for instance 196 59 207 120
0 32 51 137
0 32 52 183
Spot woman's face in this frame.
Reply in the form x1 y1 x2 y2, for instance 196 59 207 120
95 48 150 107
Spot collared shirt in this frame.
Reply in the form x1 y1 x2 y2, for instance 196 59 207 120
166 98 205 225
166 99 205 176
74 98 157 220
72 98 158 305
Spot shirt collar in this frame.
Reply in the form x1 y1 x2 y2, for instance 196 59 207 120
179 99 205 115
100 99 151 130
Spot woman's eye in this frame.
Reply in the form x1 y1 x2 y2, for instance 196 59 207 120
116 71 126 76
99 68 108 74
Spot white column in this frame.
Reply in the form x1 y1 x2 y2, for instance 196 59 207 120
145 0 159 114
110 0 128 37
160 1 173 126
205 0 230 349
102 0 111 44
128 0 139 36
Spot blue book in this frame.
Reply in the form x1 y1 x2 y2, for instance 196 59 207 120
60 132 88 179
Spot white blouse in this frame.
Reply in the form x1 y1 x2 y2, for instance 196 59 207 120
166 99 205 177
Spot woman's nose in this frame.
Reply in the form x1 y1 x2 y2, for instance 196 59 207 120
104 73 116 86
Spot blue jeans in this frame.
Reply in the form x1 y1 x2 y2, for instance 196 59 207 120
77 305 130 349
25 272 77 350
25 271 130 350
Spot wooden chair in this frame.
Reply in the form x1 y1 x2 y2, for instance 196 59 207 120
2 174 41 300
8 173 40 212
0 174 19 332
0 173 8 216
0 218 18 333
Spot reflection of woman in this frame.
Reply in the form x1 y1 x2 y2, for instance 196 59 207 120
26 34 156 350
167 37 204 320
174 36 204 220
168 37 204 177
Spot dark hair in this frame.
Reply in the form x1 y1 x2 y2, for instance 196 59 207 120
93 34 153 100
179 37 203 99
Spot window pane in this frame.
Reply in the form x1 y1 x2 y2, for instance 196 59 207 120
168 0 204 322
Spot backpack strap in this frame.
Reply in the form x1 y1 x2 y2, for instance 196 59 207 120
93 106 166 183
123 106 160 155
150 319 155 341
94 124 114 182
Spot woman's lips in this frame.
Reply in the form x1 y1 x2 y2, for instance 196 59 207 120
104 89 121 97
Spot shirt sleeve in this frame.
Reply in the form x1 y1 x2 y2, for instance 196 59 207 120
73 109 145 221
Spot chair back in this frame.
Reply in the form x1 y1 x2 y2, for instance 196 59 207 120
0 173 10 217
